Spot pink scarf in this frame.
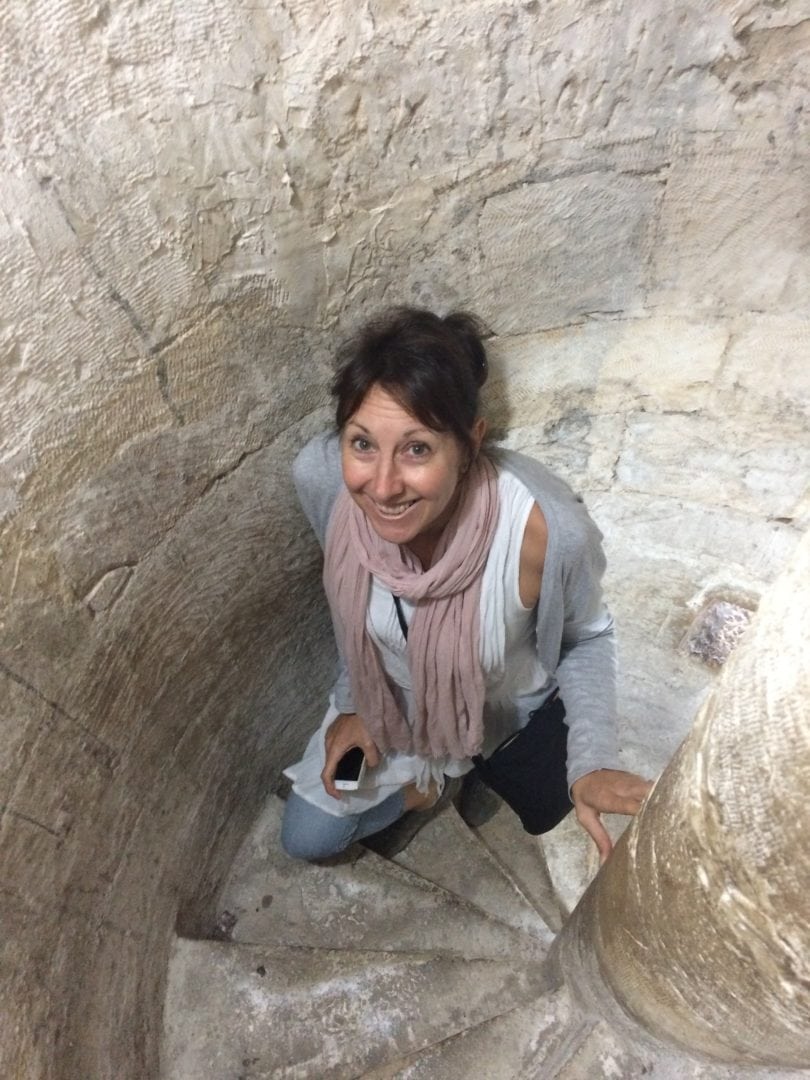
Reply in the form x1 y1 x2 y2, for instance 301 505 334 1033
323 455 500 760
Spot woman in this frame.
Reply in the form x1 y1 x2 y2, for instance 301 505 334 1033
282 308 651 863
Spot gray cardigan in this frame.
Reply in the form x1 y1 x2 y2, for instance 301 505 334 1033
293 433 620 788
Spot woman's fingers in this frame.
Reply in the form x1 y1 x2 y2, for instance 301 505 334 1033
331 716 381 766
321 713 380 798
576 803 614 864
320 741 344 800
618 774 655 803
572 770 653 811
571 769 655 860
599 788 647 815
357 731 381 768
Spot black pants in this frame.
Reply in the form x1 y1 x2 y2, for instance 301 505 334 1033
472 693 572 835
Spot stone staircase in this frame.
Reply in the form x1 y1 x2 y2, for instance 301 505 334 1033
161 797 808 1079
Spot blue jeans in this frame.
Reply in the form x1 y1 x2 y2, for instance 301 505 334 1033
281 789 407 861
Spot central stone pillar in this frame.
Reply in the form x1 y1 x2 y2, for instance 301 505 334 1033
555 530 810 1068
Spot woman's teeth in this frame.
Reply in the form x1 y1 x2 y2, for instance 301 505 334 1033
373 499 417 518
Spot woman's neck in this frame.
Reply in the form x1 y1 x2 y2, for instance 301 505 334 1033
406 533 438 569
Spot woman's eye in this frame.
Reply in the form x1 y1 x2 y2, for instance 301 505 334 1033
407 442 430 458
351 436 372 452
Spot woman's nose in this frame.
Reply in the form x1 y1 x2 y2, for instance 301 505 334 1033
369 459 404 501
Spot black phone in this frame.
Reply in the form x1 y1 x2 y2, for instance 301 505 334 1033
334 746 366 790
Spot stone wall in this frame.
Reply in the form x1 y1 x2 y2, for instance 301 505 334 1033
1 1 808 1076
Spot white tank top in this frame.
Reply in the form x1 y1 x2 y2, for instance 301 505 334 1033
367 468 551 751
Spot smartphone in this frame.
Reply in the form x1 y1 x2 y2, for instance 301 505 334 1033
334 747 367 791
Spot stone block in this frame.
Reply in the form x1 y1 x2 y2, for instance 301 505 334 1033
473 174 661 334
600 318 729 410
615 410 808 519
648 149 810 316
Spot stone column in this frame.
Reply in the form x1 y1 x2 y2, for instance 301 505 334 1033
555 530 810 1068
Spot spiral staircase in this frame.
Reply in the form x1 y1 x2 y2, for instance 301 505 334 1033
161 795 808 1079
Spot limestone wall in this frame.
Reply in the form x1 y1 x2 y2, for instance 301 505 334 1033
1 2 808 1076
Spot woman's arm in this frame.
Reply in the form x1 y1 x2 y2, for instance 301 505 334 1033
522 500 652 860
292 435 385 794
292 432 344 549
293 431 357 716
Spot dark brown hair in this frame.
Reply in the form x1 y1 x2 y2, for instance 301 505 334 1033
332 307 489 455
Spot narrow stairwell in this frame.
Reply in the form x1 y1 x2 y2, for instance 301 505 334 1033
162 798 810 1079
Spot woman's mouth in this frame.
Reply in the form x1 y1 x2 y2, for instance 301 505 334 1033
369 498 418 519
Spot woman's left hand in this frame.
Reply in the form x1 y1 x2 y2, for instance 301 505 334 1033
570 769 654 865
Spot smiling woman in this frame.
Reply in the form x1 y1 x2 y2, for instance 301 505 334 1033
340 386 483 562
281 307 651 863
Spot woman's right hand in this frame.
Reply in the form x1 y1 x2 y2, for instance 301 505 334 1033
321 712 381 799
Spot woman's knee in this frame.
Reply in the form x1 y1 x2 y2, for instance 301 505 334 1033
280 794 354 861
280 828 350 862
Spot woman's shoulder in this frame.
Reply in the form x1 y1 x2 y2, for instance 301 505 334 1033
293 430 341 478
293 431 344 545
492 447 605 562
492 446 582 507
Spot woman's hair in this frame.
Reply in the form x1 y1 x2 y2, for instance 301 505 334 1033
332 307 489 454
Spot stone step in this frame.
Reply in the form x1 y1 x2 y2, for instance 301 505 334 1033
162 938 553 1080
473 801 568 932
357 988 572 1079
217 796 548 962
393 803 554 946
540 813 629 917
528 1014 616 1079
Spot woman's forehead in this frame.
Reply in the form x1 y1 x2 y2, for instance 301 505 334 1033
347 384 432 431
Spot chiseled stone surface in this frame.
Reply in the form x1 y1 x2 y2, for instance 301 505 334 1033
163 938 552 1079
1 0 808 1076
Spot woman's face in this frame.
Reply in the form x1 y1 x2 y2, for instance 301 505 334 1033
341 384 483 548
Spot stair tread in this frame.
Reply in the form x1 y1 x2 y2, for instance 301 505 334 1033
540 813 629 917
358 989 572 1079
473 802 568 931
163 937 552 1080
393 803 554 945
217 796 548 961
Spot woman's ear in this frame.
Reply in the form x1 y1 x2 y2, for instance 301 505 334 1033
460 418 488 476
471 416 488 454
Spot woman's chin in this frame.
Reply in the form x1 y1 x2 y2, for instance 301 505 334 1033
369 518 418 544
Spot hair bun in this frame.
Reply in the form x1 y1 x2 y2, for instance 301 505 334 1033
442 311 489 388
